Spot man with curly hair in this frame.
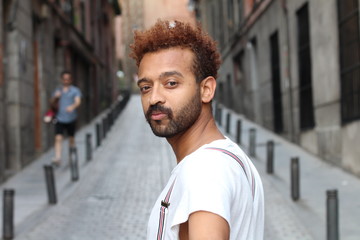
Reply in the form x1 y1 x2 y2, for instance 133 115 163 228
130 20 264 240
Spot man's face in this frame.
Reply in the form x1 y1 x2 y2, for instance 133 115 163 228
137 48 202 138
62 73 72 86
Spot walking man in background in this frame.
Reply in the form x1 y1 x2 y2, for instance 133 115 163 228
131 20 264 239
51 70 81 166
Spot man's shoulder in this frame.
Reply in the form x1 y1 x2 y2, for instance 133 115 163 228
70 85 80 91
70 85 81 94
180 145 238 172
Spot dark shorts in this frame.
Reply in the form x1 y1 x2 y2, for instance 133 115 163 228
55 121 77 137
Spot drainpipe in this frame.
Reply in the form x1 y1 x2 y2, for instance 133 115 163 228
282 0 295 142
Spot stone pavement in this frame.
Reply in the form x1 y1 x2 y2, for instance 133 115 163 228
0 95 359 239
218 105 360 240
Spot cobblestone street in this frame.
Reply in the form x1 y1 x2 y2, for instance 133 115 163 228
4 95 360 240
15 96 175 240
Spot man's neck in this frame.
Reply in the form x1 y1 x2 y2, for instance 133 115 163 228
167 108 225 163
62 85 71 91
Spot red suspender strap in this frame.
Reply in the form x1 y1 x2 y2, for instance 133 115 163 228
206 147 255 199
157 179 176 240
156 147 255 239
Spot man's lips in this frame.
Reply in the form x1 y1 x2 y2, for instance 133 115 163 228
150 111 167 120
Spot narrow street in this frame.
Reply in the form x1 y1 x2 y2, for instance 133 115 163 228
2 95 359 240
14 96 175 240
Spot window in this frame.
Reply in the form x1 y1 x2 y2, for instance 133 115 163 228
226 74 234 108
227 0 234 32
233 51 244 84
297 3 315 130
61 0 74 23
218 0 225 47
80 1 86 34
237 0 243 27
270 31 284 132
338 0 360 123
211 3 216 38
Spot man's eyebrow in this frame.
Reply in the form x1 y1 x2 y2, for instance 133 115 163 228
137 71 183 86
159 71 184 79
137 78 150 86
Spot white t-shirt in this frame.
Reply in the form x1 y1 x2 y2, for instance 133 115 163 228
147 137 264 240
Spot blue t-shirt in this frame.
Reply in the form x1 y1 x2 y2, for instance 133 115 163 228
53 86 82 123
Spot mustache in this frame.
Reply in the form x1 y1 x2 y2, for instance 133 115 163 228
146 104 173 120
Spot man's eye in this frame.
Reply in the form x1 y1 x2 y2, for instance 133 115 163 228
166 81 177 87
140 86 151 93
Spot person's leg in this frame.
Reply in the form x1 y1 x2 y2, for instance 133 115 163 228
69 136 75 148
66 121 77 162
54 134 63 160
67 121 77 148
54 122 64 164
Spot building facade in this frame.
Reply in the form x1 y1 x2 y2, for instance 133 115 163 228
0 0 121 181
198 0 360 177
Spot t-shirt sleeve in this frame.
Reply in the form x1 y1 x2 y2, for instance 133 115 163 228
171 150 234 229
75 87 82 98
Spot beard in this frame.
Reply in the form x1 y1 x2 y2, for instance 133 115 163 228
145 91 202 138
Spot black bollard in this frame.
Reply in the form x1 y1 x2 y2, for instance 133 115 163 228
43 165 57 204
266 140 274 174
86 133 92 161
226 112 231 134
3 189 15 240
218 107 222 126
236 119 242 145
109 110 114 127
116 101 120 117
111 110 114 126
106 113 111 130
102 118 107 138
96 123 101 147
214 104 219 123
327 189 339 240
69 147 79 181
291 157 300 201
249 128 256 157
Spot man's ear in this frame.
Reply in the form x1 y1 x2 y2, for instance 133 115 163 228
200 76 216 103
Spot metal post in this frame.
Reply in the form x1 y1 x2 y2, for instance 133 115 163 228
226 112 231 134
108 111 113 128
106 113 111 130
102 118 107 138
86 133 92 161
116 101 120 117
214 105 219 124
291 157 300 201
43 165 57 204
249 128 256 157
236 119 242 145
96 123 101 147
266 140 274 174
69 147 79 181
218 107 222 126
3 189 15 240
327 189 339 240
111 110 114 126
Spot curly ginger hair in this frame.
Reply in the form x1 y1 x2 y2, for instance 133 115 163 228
129 20 221 82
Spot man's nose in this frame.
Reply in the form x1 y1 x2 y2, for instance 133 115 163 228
149 85 165 106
